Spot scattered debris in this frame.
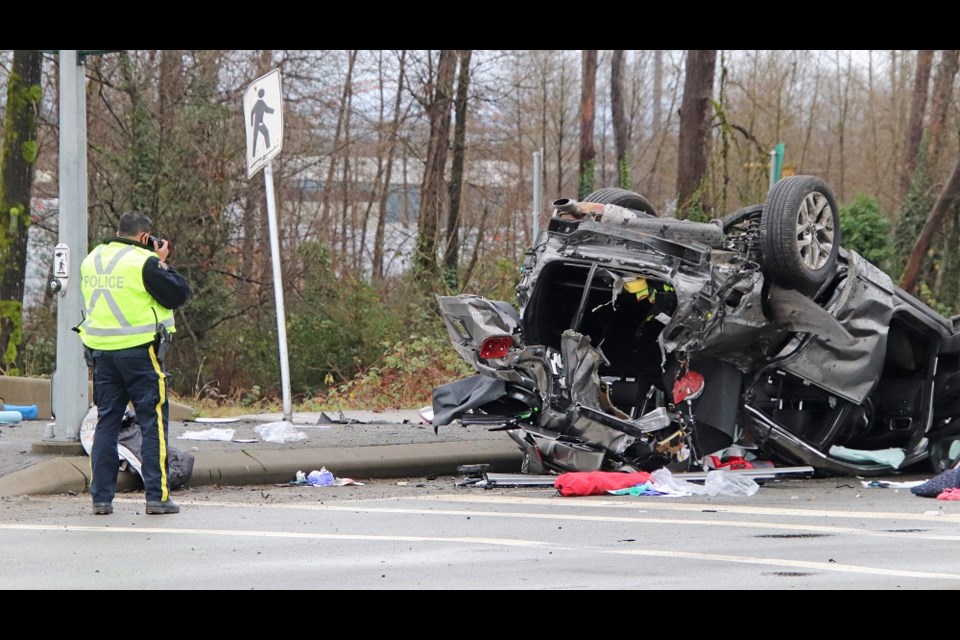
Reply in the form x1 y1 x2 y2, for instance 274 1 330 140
466 465 814 492
287 468 364 487
255 421 308 443
1 404 37 420
178 428 236 441
860 480 926 489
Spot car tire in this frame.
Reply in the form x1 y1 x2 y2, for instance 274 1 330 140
929 435 960 474
719 203 763 233
760 175 840 293
582 187 658 218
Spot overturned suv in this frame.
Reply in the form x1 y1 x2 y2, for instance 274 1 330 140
433 176 960 477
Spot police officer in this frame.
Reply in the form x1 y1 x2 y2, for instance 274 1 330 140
77 211 190 515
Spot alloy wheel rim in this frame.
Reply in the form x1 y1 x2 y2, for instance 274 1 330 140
794 191 835 270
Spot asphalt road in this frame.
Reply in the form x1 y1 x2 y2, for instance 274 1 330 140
1 473 958 589
4 411 960 589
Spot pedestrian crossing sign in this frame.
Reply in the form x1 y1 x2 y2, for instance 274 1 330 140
244 68 284 178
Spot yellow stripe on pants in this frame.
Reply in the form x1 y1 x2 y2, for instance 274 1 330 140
148 345 169 502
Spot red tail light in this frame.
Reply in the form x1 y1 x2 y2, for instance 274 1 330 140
673 370 705 404
479 336 514 359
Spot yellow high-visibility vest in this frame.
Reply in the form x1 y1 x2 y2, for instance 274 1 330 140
78 243 176 350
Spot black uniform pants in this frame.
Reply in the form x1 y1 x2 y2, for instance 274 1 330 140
89 343 170 504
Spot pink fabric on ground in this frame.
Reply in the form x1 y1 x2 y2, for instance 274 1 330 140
937 487 960 501
555 471 652 497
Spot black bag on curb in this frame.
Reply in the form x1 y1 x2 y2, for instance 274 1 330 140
119 409 195 490
81 405 195 490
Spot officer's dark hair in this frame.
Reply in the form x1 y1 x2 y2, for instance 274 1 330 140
117 211 154 236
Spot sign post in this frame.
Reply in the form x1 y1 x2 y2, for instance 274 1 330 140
51 50 90 440
244 69 292 421
769 143 785 188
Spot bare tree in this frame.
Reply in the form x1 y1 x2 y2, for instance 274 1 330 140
901 154 960 292
611 49 630 189
925 50 959 166
836 52 855 200
0 50 42 374
652 50 663 133
898 50 933 203
357 51 399 279
676 50 716 219
372 50 407 284
414 50 457 282
578 50 597 199
554 53 574 197
906 51 960 301
799 51 824 173
443 50 472 290
318 52 354 254
337 50 357 271
17 48 960 393
644 51 683 208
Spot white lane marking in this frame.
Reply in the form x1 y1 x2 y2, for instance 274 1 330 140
593 548 960 579
122 493 960 531
1 522 957 581
418 493 960 523
28 494 958 542
0 523 546 547
178 504 960 540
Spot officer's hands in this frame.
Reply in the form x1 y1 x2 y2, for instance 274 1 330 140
153 238 170 263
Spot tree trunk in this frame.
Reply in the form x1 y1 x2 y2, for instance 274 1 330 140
652 50 663 133
358 52 388 279
716 52 730 215
942 201 960 308
157 50 184 211
373 50 406 284
646 51 681 206
338 50 357 273
443 50 472 290
0 50 42 375
835 51 852 201
926 50 960 165
461 204 490 291
899 50 933 203
611 49 630 189
578 50 597 199
555 57 569 198
676 50 716 220
319 52 353 253
414 50 457 283
901 153 960 292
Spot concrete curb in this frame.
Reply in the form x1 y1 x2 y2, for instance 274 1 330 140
0 440 525 498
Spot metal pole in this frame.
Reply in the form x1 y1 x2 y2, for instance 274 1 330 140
769 143 784 189
263 161 292 421
532 148 543 241
51 50 89 439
